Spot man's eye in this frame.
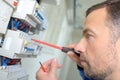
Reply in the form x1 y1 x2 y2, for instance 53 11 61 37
85 34 93 39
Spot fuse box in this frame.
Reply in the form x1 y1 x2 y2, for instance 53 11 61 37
0 0 47 79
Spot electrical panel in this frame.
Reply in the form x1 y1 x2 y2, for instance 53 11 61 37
0 0 46 58
0 0 47 58
0 0 47 79
0 0 13 34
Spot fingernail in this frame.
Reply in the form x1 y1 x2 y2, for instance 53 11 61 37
53 58 57 64
67 51 74 54
54 58 57 62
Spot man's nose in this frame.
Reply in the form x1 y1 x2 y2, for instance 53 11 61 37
74 38 86 54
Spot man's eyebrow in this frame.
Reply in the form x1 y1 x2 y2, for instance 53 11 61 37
83 28 96 35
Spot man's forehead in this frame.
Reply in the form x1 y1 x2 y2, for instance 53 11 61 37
86 7 107 19
84 7 108 30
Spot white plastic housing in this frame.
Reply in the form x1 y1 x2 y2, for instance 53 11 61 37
0 0 13 34
0 30 42 59
12 0 41 28
3 0 19 8
0 65 29 80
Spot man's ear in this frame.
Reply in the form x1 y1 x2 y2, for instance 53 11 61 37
116 38 120 56
116 38 120 47
115 38 120 62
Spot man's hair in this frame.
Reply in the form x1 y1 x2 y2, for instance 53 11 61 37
86 0 120 40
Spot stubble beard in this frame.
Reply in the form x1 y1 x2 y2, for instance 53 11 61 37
84 44 117 80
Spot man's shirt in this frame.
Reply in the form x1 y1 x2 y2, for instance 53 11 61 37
77 66 93 80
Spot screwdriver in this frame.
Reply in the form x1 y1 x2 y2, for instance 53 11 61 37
32 39 80 57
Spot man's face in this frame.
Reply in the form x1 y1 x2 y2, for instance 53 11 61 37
76 8 118 79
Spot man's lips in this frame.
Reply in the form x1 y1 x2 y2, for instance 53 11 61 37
79 57 86 62
80 58 86 65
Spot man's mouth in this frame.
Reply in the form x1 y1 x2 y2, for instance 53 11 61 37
80 58 87 66
80 56 86 62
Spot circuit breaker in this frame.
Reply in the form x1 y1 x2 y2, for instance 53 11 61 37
3 0 19 8
12 0 41 28
0 0 13 34
0 30 42 59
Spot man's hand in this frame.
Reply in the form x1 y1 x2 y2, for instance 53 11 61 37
66 44 81 67
36 58 61 80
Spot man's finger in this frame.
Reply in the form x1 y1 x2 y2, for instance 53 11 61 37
67 51 81 66
50 58 58 74
38 59 54 73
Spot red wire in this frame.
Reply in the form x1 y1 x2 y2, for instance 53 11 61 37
32 39 62 50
